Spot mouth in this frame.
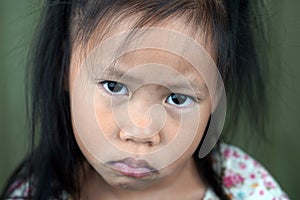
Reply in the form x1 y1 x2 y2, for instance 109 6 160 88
107 157 157 178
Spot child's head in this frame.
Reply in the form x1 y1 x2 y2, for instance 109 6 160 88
26 0 267 198
69 16 225 190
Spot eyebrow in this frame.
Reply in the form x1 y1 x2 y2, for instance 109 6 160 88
100 67 209 94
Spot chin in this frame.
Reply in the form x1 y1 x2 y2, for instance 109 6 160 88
105 175 160 191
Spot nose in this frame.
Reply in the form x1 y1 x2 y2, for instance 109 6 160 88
119 129 161 146
117 93 165 146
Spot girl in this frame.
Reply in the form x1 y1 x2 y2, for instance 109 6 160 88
1 0 289 199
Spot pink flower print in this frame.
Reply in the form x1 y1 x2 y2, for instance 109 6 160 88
239 162 247 170
224 148 231 158
250 173 256 179
244 154 249 160
261 171 269 179
223 173 245 188
259 190 264 195
253 160 260 167
264 180 276 189
233 150 240 158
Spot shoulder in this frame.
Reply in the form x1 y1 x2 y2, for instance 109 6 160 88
3 178 70 200
2 178 31 199
212 143 290 200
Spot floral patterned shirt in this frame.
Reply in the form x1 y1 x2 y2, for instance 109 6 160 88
203 143 289 200
7 143 289 199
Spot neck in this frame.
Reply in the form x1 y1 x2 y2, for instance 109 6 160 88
79 158 207 200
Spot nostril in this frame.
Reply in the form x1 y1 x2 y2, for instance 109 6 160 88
148 141 153 147
119 129 161 146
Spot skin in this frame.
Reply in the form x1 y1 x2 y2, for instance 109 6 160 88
69 16 216 200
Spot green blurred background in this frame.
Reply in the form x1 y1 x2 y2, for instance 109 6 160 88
0 0 299 199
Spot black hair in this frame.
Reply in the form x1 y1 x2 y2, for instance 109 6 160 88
1 0 268 199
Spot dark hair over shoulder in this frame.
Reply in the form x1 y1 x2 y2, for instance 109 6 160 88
1 0 268 199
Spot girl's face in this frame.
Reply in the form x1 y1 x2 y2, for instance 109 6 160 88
69 17 218 190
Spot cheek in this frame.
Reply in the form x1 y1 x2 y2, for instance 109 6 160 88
94 94 119 140
161 104 211 174
180 102 212 154
156 101 212 165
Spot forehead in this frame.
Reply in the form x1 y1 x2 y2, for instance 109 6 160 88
105 49 203 84
79 15 216 59
71 16 217 89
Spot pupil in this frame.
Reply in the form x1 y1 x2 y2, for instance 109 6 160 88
108 82 122 92
171 94 187 105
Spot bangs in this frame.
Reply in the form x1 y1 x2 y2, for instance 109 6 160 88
69 0 228 60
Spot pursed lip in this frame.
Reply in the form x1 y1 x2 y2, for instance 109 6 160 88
107 157 157 178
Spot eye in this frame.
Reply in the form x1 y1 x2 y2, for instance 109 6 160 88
100 81 129 95
166 93 195 107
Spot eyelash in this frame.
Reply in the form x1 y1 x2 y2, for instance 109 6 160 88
98 80 197 108
100 81 129 95
165 93 196 108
